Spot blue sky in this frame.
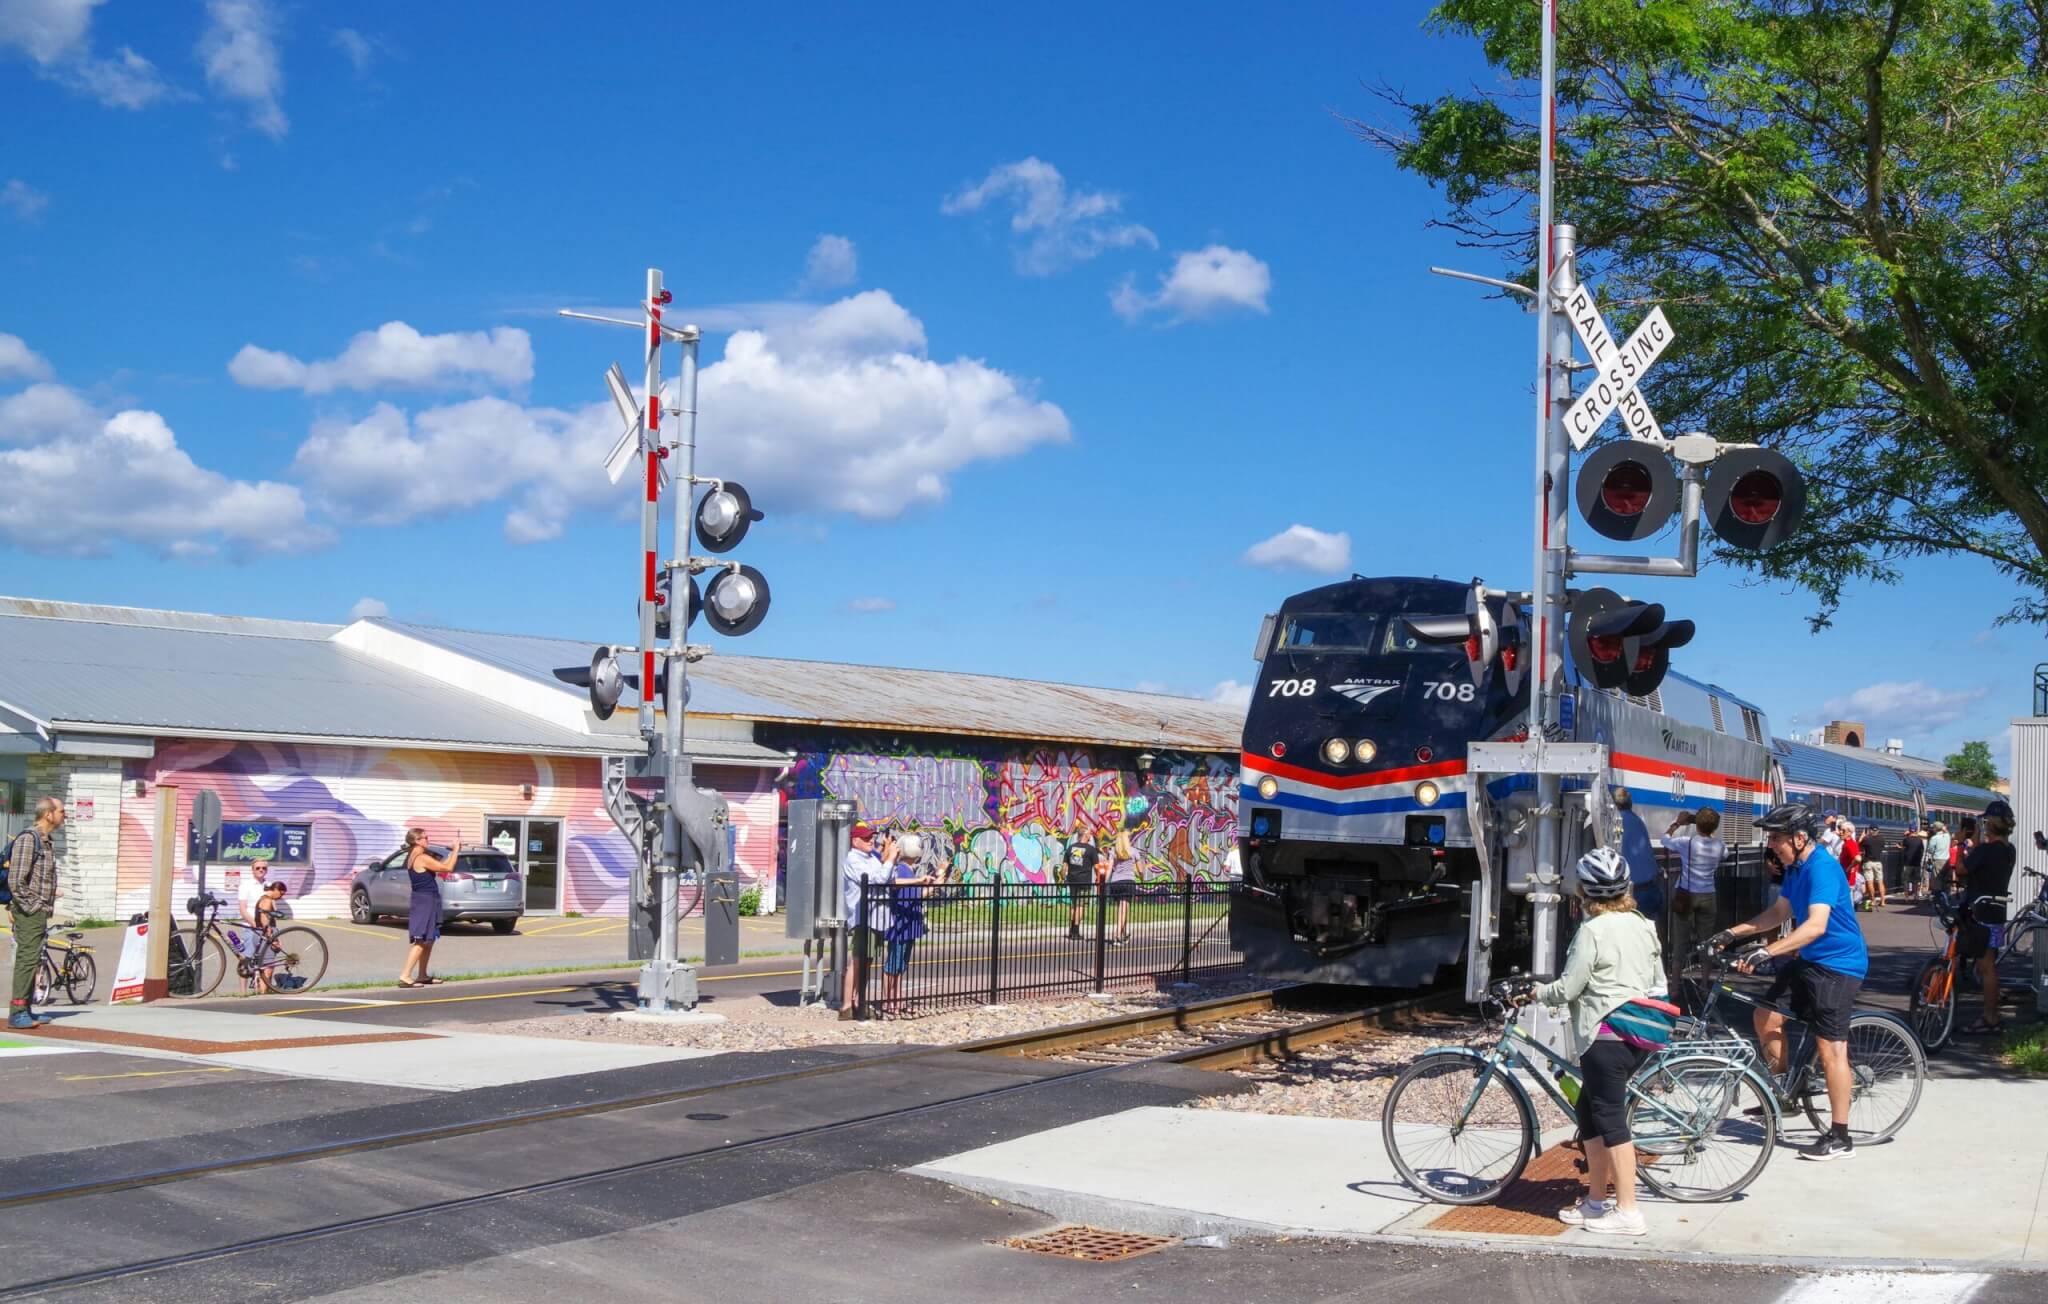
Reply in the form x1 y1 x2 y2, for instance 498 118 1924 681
2 1 2037 771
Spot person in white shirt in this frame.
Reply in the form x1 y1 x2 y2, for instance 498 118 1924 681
840 823 898 1012
1660 810 1726 978
236 858 277 994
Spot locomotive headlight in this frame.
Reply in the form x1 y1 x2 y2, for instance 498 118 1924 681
1354 739 1377 764
1414 780 1442 807
1321 738 1350 765
1257 776 1280 800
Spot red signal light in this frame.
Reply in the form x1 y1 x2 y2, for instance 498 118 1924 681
1728 469 1782 525
1588 634 1625 664
1599 460 1654 517
1270 741 1287 758
1415 746 1434 763
1463 634 1482 662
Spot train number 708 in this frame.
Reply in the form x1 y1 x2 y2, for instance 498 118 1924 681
1423 681 1477 702
1267 678 1318 697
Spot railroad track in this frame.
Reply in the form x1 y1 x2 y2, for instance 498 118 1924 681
0 985 1461 1298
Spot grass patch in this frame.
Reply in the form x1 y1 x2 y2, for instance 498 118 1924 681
2000 1023 2048 1076
63 917 121 931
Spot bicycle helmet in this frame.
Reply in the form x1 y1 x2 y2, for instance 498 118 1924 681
1756 802 1816 836
1575 845 1630 899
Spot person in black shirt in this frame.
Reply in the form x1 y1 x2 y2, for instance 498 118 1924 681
1064 836 1102 940
1901 826 1926 901
1959 801 2017 1035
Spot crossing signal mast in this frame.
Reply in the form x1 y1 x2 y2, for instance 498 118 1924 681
1433 0 1808 989
553 269 773 1016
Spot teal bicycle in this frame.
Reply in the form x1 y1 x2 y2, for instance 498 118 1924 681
1382 979 1780 1205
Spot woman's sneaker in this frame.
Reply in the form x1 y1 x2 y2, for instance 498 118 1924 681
1557 1198 1614 1226
1582 1207 1649 1236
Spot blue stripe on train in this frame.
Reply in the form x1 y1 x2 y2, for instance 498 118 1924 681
1238 784 1468 816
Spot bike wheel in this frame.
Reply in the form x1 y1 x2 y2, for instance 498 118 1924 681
188 932 231 999
1382 1052 1535 1205
1909 958 1955 1053
1631 1055 1778 1203
61 953 97 1004
266 927 330 992
1802 1011 1925 1143
32 957 56 1007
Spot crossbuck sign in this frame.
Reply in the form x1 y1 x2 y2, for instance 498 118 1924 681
1561 284 1675 449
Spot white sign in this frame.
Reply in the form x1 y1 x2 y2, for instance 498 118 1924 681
1561 284 1675 449
73 798 94 821
109 920 149 1003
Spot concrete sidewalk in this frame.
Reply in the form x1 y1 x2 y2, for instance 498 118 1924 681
18 1002 715 1092
914 1075 2048 1269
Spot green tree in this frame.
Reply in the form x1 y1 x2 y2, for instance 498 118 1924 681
1943 739 2000 787
1360 1 2048 625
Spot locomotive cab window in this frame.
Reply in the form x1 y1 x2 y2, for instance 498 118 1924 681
1382 615 1465 656
1280 612 1378 652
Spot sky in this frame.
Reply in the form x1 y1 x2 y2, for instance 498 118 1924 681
2 0 2039 773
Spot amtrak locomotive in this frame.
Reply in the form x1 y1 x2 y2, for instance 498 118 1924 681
1234 575 1776 990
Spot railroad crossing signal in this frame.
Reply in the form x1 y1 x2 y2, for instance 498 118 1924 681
1567 587 1694 696
1577 440 1680 541
1703 446 1807 551
1561 284 1674 450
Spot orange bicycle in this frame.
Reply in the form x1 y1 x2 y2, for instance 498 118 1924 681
1910 867 2047 1053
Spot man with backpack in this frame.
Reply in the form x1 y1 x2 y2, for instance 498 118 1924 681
5 796 65 1029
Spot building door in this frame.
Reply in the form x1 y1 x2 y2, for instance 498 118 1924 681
485 817 564 913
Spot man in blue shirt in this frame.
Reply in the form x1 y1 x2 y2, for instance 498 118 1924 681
1612 789 1664 936
1715 802 1868 1163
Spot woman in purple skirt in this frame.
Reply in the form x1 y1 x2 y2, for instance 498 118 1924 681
397 827 456 988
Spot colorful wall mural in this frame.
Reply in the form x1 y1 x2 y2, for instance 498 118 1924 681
115 740 777 920
770 730 1238 884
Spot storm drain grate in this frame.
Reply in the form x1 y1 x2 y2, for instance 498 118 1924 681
1001 1226 1179 1262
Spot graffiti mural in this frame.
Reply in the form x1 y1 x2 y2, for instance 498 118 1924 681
114 741 777 920
774 730 1237 884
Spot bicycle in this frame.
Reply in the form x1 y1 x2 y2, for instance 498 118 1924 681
1909 868 2047 1053
31 929 97 1005
171 893 330 997
1382 979 1780 1206
1674 948 1923 1143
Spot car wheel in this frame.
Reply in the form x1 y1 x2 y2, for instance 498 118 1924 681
492 919 516 935
350 890 376 925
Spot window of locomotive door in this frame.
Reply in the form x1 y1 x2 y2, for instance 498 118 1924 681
485 817 564 912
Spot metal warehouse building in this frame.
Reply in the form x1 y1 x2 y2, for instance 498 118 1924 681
0 596 1243 923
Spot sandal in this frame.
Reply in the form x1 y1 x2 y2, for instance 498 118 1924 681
1959 1019 2004 1036
397 979 423 989
419 977 446 986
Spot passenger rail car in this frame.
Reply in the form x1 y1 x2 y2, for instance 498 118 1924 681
1234 575 1775 989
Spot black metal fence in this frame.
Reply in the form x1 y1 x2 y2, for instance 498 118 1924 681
1646 843 1775 937
852 878 1246 1019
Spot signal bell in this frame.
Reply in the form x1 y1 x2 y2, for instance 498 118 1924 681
552 645 669 721
1704 446 1806 551
694 481 763 554
1577 440 1680 541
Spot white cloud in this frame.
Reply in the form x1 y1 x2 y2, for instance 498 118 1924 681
1817 681 1990 739
0 0 175 109
0 382 97 441
288 290 1070 542
942 157 1157 275
1113 245 1272 324
0 384 322 558
198 0 287 140
1208 680 1254 710
1243 524 1351 574
0 333 54 382
846 596 895 613
2 179 48 220
803 234 858 290
230 322 534 394
347 596 388 620
331 27 372 75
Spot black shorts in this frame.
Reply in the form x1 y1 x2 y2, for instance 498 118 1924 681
1106 879 1136 901
1764 959 1860 1042
1064 870 1094 896
1960 920 1999 962
1576 1039 1650 1147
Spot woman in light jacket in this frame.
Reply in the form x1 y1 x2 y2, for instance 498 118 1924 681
1533 845 1664 1237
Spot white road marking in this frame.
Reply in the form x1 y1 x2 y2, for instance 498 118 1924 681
1776 1272 1991 1304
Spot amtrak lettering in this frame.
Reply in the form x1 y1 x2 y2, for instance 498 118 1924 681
1659 728 1701 756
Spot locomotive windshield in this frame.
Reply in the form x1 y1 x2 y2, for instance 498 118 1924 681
1279 612 1378 652
1278 611 1463 657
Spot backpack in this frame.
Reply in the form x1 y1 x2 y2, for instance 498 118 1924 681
0 829 40 906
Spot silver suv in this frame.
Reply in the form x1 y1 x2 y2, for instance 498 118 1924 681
348 845 524 934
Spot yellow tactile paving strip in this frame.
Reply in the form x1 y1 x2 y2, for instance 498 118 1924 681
1425 1143 1583 1237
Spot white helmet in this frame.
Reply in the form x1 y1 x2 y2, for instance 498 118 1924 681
1576 846 1630 900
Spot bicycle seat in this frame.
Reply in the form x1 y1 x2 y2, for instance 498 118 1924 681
62 931 85 941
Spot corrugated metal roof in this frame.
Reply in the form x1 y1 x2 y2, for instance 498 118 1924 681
0 601 613 755
1774 736 1918 800
393 622 1245 751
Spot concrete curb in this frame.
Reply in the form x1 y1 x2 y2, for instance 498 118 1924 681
908 1167 2048 1276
